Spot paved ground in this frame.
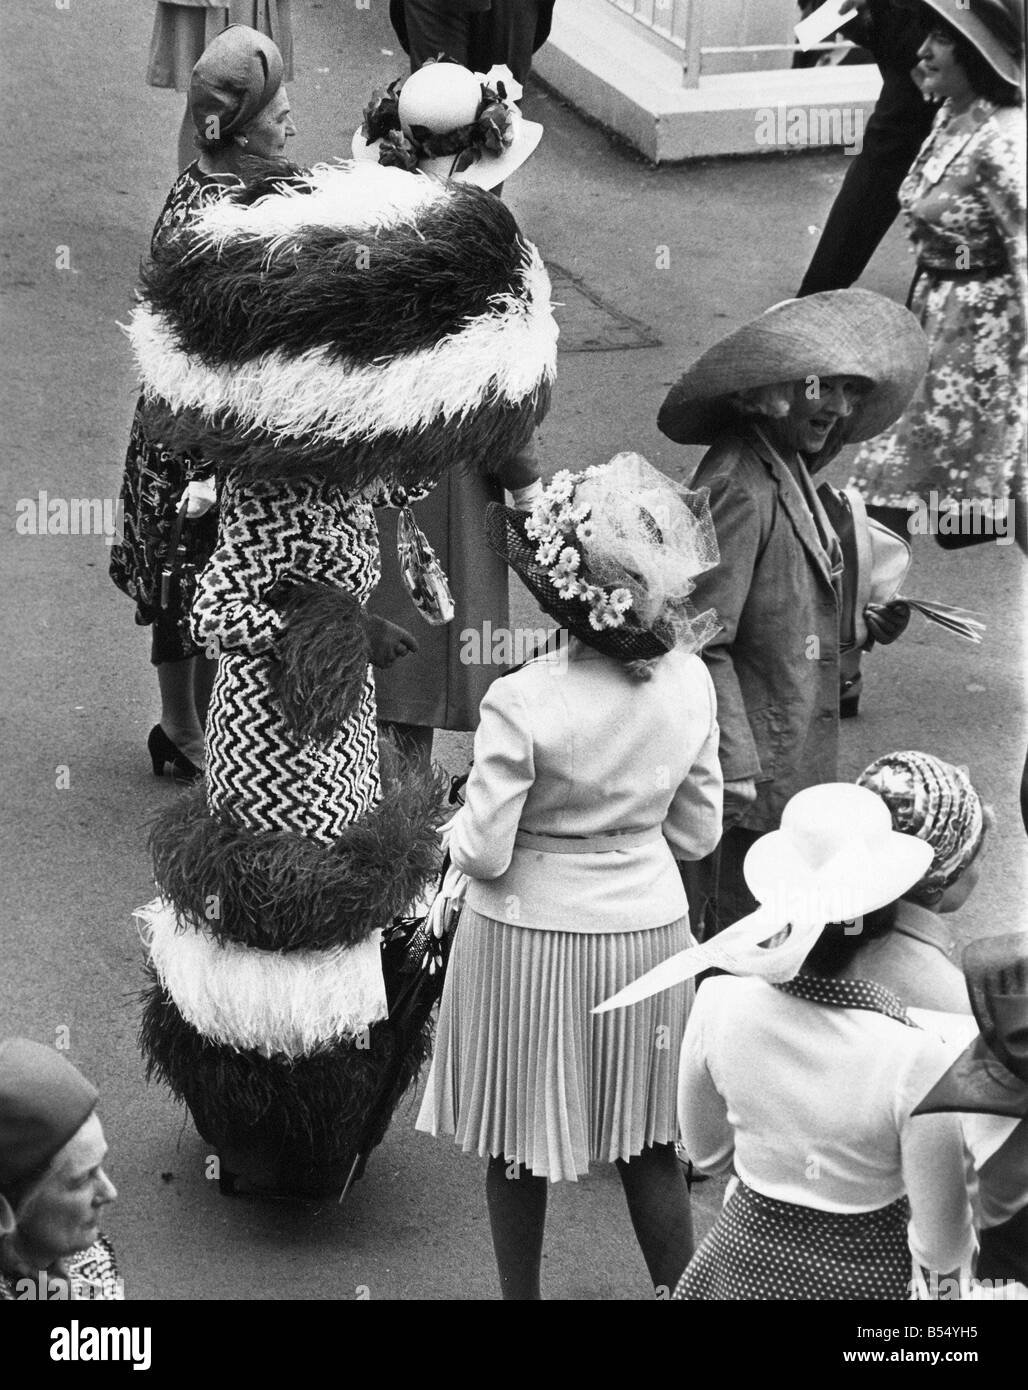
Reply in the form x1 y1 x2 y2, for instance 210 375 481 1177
0 0 1024 1301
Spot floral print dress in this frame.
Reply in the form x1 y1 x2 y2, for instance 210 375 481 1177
109 164 237 659
849 100 1027 507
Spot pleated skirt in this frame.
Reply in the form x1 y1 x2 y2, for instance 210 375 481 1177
415 908 692 1181
147 1 295 91
673 1181 911 1301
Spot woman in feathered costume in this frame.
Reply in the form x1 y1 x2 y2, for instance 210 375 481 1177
126 153 557 1195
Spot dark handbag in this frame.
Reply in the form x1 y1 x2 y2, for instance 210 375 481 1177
156 497 212 645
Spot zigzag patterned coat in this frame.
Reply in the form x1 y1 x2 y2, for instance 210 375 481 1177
130 161 557 1194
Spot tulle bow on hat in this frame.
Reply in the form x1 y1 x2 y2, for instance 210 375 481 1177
595 783 934 1011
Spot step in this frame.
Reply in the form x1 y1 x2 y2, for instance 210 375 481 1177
532 0 883 163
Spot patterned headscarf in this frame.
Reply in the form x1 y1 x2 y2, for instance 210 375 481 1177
857 751 986 903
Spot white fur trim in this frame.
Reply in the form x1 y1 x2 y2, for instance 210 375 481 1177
191 161 452 257
136 898 388 1058
126 247 557 442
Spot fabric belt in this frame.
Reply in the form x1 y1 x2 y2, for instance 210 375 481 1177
908 260 1005 306
514 826 663 855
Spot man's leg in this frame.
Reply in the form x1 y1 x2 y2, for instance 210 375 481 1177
396 0 473 69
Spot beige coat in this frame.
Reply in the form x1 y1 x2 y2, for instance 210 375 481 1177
448 641 723 932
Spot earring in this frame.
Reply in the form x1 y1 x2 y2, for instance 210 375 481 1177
238 136 249 148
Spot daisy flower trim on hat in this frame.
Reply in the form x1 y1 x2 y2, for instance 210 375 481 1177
524 469 636 631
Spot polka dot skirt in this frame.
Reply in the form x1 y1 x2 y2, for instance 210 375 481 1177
673 1182 911 1301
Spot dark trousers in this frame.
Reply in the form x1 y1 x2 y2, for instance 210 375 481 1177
392 0 545 83
798 143 920 294
797 70 934 296
680 826 763 943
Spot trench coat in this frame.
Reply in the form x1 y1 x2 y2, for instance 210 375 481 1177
687 425 841 834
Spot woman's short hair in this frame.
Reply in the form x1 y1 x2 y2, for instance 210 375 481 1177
925 13 1024 106
801 901 898 978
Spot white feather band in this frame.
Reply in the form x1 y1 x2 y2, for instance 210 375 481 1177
136 898 388 1059
191 161 452 256
126 248 557 443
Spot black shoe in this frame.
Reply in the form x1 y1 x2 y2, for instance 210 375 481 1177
148 725 202 783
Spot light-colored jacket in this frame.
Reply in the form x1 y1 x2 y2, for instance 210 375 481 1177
448 641 723 932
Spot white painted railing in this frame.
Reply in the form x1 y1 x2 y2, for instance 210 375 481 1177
607 0 856 86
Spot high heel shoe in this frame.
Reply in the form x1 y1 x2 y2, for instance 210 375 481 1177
148 725 202 783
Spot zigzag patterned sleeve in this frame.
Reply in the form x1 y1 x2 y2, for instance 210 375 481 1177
191 478 329 658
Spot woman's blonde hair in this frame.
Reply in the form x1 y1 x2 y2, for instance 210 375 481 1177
726 382 797 420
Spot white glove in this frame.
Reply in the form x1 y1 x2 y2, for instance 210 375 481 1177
428 861 469 939
510 479 543 513
182 477 217 518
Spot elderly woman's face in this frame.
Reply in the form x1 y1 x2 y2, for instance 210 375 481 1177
769 376 869 457
242 87 297 159
15 1113 116 1262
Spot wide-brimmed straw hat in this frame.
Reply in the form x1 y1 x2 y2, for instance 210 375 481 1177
352 61 542 189
188 25 284 142
485 453 720 662
919 0 1025 89
913 933 1028 1118
658 289 929 446
595 783 933 1011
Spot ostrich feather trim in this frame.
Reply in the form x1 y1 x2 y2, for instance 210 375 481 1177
142 183 529 368
136 898 388 1058
190 161 450 252
139 982 433 1183
125 247 556 444
138 387 548 489
148 762 446 952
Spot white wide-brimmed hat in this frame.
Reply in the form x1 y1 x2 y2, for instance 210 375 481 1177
595 783 933 1011
352 61 543 190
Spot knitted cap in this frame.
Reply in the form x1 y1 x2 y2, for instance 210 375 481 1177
857 751 985 901
0 1039 99 1193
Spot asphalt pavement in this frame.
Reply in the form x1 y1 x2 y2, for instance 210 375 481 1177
0 0 1024 1301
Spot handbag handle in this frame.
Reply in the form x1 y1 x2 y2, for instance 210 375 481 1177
160 497 191 611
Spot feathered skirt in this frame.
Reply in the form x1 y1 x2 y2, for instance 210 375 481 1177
147 1 295 92
416 908 691 1181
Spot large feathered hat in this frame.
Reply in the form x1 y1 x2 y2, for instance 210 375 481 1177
127 160 557 489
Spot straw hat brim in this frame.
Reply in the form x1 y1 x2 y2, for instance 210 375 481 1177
919 0 1024 87
484 503 672 660
658 290 929 446
351 117 542 189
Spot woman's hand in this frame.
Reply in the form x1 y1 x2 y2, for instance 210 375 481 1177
722 777 757 827
182 477 217 518
864 600 910 645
